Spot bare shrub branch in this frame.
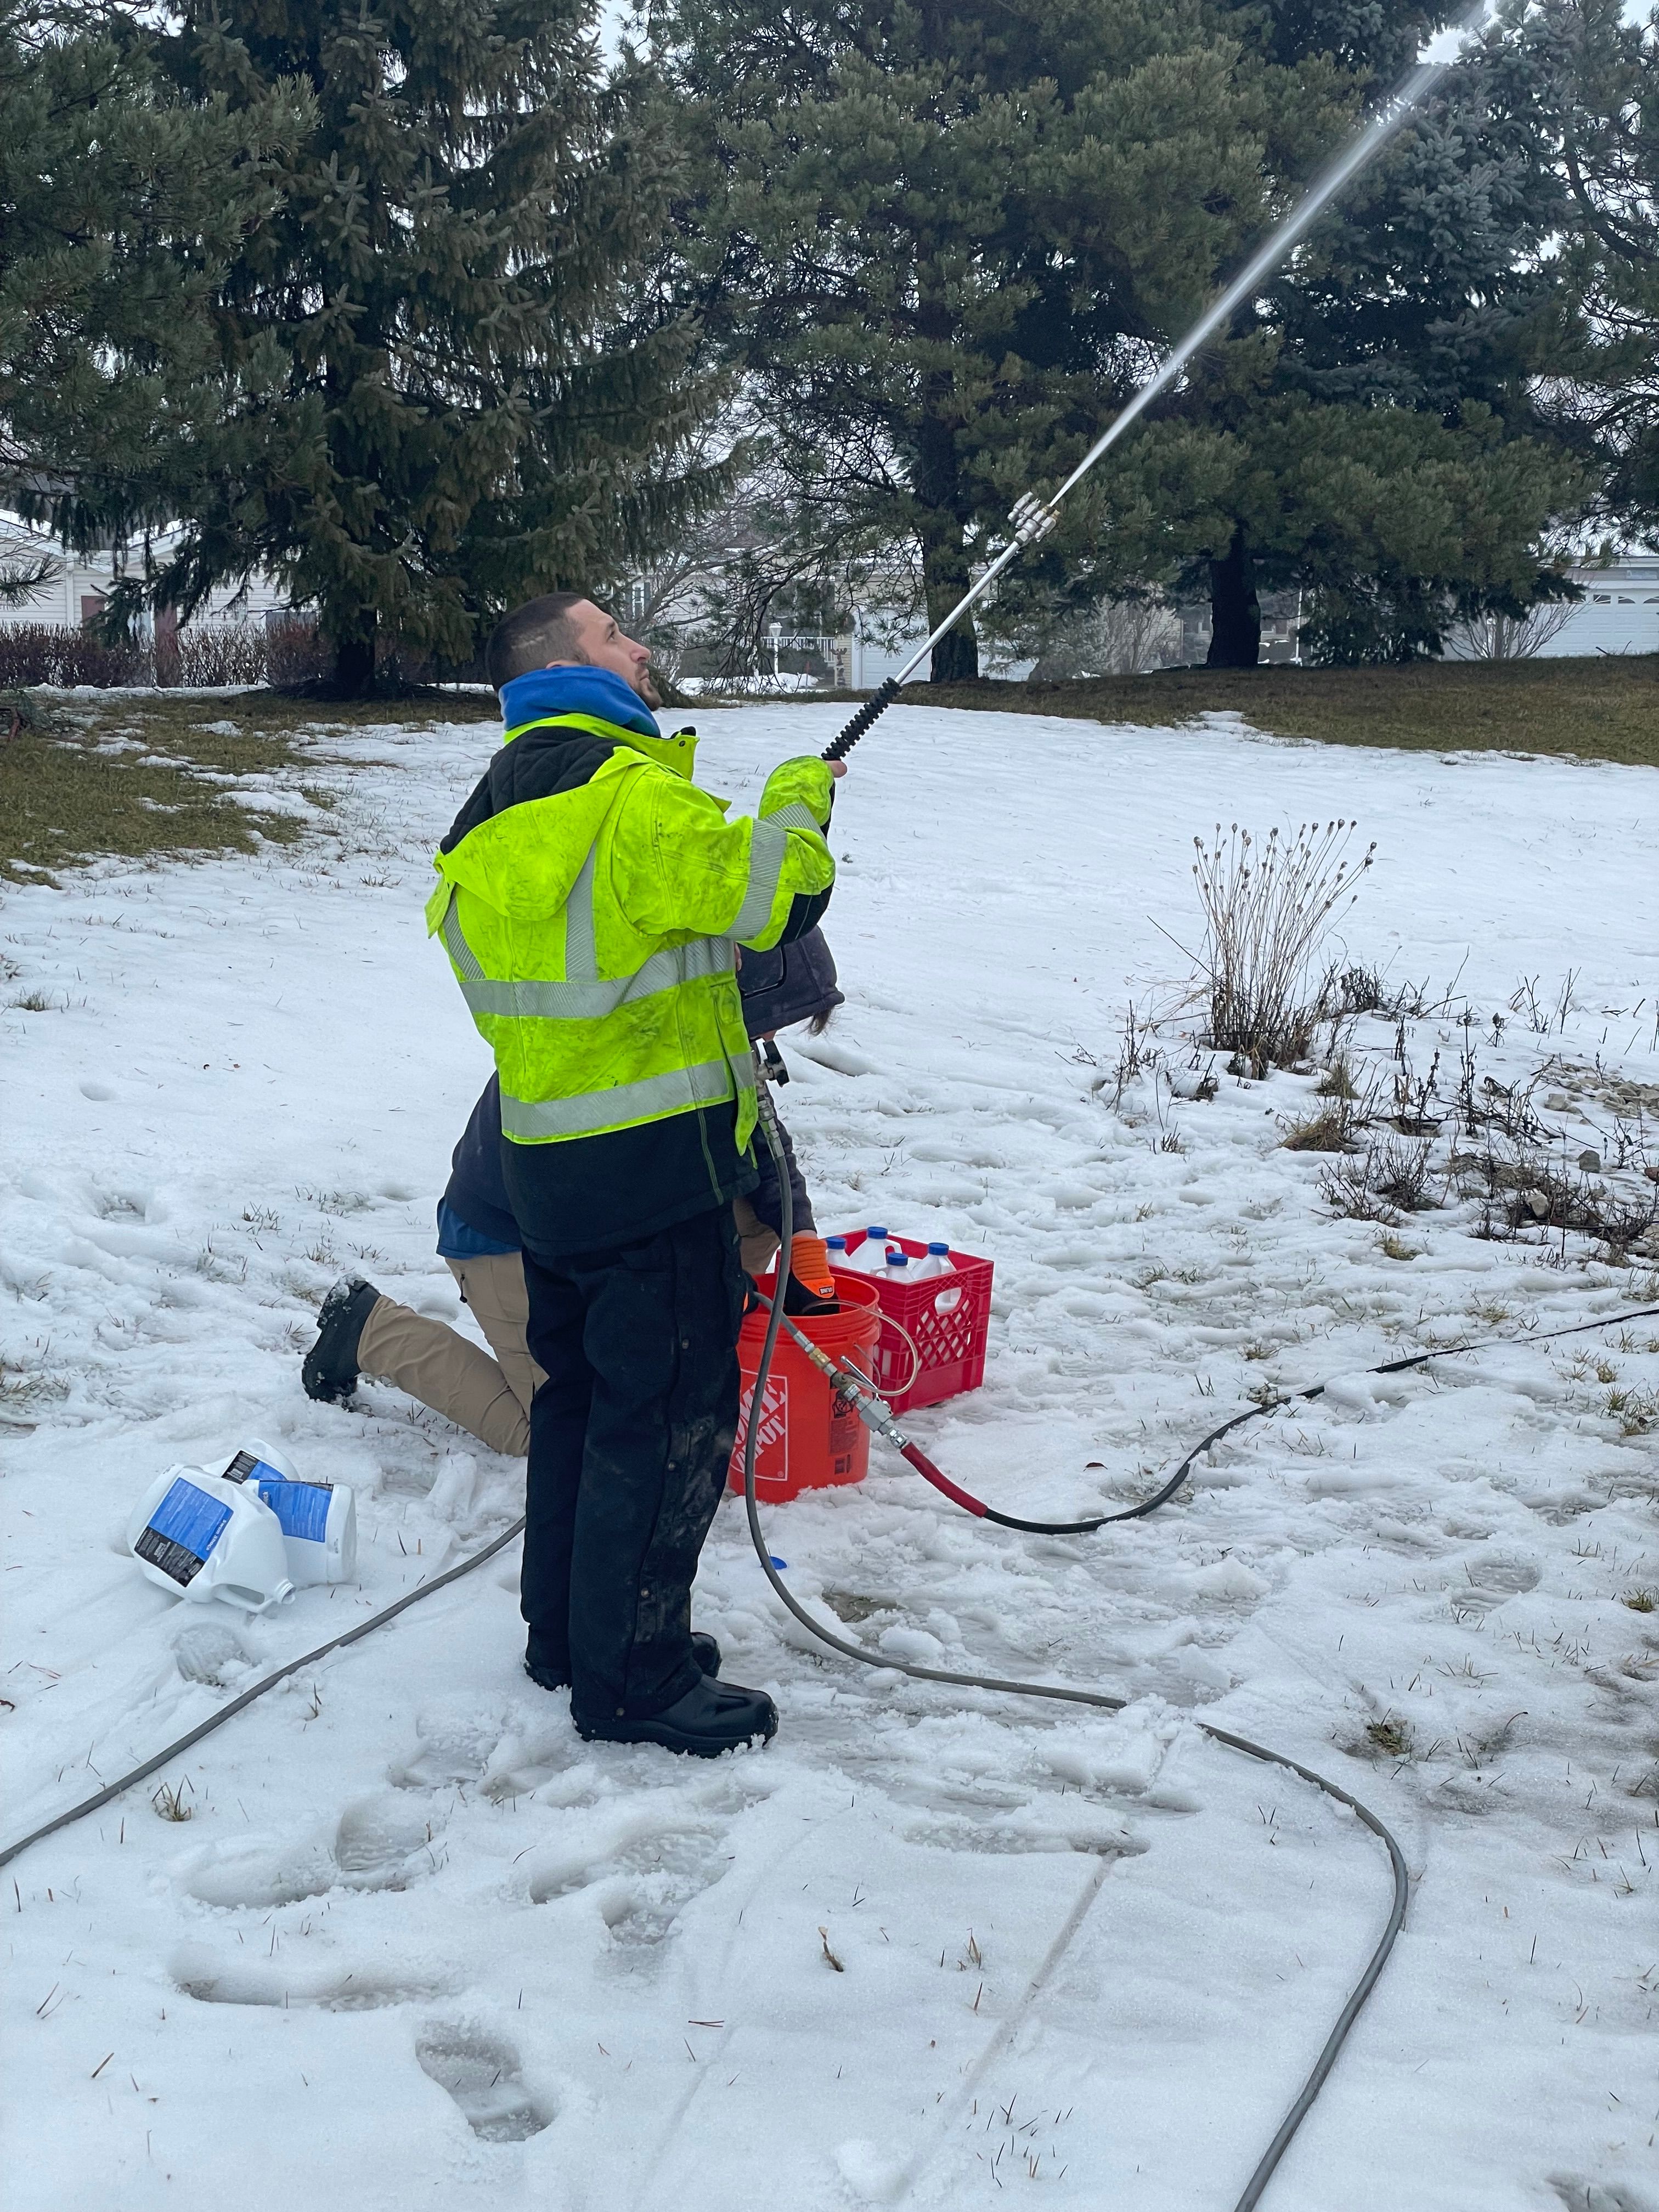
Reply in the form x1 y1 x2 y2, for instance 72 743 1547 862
1183 821 1376 1075
1318 1136 1435 1221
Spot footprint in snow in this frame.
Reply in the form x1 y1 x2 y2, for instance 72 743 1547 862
863 1771 1028 1819
1448 1554 1541 1615
173 1621 259 1686
416 2024 551 2142
92 1188 145 1220
478 1715 594 1803
334 1792 445 1874
859 1768 1146 1857
525 1820 730 1946
387 1700 511 1789
689 1769 777 1819
170 1942 455 2012
184 1835 340 1909
901 1803 1145 1858
182 1793 444 1908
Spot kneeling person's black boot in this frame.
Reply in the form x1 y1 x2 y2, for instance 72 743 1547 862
576 1672 777 1757
301 1276 381 1404
526 1631 721 1695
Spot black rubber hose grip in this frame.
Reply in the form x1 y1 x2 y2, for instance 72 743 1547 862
823 674 901 760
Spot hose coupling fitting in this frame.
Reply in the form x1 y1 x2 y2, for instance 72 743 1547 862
840 1371 904 1442
1008 492 1058 548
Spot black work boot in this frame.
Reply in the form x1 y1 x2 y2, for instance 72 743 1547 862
301 1276 380 1404
575 1673 777 1757
524 1632 721 1696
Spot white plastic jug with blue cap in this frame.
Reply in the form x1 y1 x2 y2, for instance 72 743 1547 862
127 1465 295 1613
215 1441 358 1589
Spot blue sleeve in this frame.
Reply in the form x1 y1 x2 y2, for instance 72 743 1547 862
439 1076 522 1250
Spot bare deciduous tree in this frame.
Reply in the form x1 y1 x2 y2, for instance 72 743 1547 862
1444 600 1581 659
1027 595 1182 679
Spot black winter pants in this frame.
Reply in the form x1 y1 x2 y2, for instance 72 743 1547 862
519 1205 744 1724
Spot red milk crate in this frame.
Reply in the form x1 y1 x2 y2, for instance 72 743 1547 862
834 1232 994 1416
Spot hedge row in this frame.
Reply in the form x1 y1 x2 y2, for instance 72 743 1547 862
0 619 343 689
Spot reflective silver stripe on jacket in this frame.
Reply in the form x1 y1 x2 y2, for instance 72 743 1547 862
441 887 735 1022
500 1057 740 1139
730 817 788 941
564 847 599 980
439 890 486 981
765 800 824 834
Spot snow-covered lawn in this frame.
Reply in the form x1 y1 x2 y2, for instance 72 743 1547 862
2 704 1656 2212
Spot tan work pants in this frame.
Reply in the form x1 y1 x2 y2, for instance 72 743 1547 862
355 1252 545 1458
731 1195 781 1279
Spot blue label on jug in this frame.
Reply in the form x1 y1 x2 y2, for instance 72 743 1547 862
136 1477 232 1586
255 1477 332 1544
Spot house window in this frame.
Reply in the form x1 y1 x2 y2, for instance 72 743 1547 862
80 592 107 627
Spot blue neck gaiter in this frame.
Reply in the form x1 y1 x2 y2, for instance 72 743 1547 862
499 665 661 741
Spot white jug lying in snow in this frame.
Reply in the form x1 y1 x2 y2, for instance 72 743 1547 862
215 1443 357 1589
128 1465 296 1613
127 1441 358 1610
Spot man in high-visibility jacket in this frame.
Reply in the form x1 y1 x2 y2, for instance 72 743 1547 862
430 591 842 1756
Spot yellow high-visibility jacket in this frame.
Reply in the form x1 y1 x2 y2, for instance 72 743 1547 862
429 683 834 1161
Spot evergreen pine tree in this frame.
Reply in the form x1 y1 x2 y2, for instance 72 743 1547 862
148 0 726 692
1526 0 1658 550
652 0 1586 673
1 2 297 583
1131 0 1590 663
654 0 1319 679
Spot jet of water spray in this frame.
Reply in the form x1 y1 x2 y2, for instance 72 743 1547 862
823 0 1502 759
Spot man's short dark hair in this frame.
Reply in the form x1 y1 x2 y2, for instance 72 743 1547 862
485 592 592 692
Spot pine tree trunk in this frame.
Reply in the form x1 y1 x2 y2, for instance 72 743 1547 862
921 523 979 683
912 309 979 682
331 613 377 697
1206 526 1261 668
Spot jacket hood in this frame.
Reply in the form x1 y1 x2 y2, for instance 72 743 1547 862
436 749 632 922
500 666 661 742
738 928 843 1036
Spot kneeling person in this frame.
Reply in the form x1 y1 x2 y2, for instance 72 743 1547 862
301 930 844 1452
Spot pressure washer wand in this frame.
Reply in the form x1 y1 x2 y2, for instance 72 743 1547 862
821 0 1498 765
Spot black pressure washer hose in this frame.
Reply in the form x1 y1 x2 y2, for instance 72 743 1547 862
813 1300 1659 1537
3 1089 1652 2208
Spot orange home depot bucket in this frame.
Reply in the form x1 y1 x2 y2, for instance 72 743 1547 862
726 1269 883 1502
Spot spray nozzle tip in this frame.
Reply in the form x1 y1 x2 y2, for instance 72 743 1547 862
1008 492 1058 547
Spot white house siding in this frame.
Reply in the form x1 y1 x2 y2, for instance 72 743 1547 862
0 522 293 632
1538 559 1659 658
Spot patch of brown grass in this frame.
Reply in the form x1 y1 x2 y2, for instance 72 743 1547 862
0 724 311 881
820 656 1659 768
1282 1101 1363 1153
0 686 498 880
1364 1716 1413 1758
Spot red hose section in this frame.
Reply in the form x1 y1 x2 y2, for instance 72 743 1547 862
755 1289 990 1515
899 1440 988 1517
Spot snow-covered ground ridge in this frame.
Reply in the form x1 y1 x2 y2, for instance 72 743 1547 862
1 704 1655 2212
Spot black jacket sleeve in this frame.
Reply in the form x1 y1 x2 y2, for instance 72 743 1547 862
749 1108 815 1237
